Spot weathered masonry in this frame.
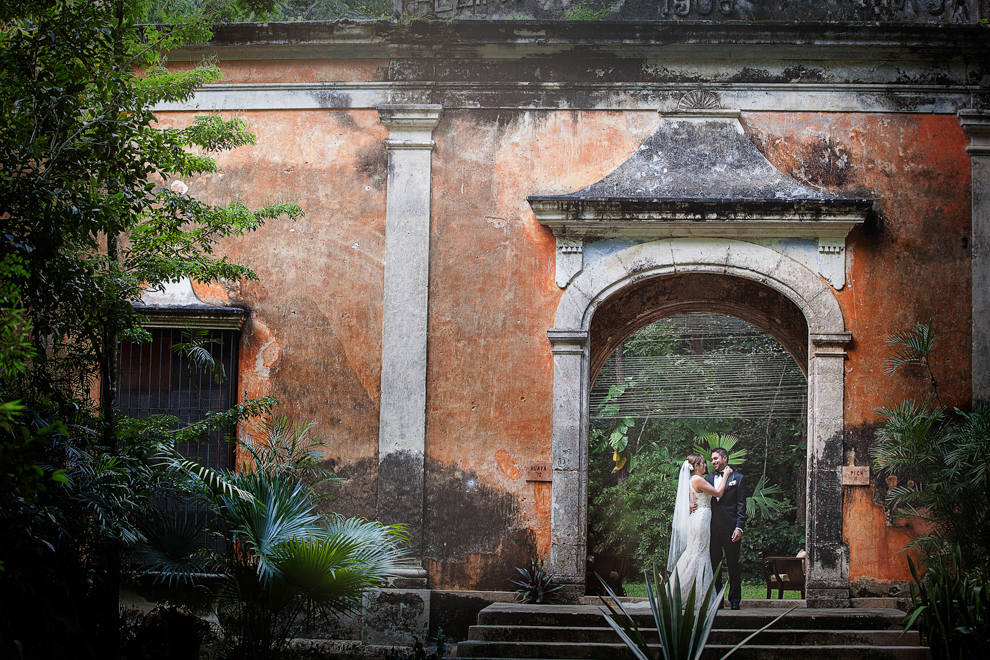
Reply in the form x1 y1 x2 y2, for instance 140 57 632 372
146 6 989 642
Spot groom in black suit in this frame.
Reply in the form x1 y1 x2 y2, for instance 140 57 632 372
706 447 746 610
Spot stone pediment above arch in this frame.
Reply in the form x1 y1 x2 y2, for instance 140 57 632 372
528 109 872 290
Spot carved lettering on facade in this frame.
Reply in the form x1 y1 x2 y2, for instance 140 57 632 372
661 0 734 17
527 461 552 482
842 466 870 486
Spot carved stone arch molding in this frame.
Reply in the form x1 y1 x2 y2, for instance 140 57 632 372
531 110 872 608
547 239 851 606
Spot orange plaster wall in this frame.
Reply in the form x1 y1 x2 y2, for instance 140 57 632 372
163 98 971 590
424 110 659 580
158 108 389 518
743 112 971 585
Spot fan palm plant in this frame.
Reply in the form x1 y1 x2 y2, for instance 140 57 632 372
140 417 411 660
208 471 410 660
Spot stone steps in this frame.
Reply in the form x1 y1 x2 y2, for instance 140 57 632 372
468 625 921 646
454 603 930 660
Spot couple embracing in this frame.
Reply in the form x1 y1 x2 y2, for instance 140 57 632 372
666 448 747 610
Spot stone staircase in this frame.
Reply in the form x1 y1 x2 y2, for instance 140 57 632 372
455 602 930 659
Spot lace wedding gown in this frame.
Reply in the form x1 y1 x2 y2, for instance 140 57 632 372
674 487 714 605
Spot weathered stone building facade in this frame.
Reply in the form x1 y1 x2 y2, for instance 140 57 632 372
148 2 990 640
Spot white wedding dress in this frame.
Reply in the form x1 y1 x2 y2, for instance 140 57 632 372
673 486 714 605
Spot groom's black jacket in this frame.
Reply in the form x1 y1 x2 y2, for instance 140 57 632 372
706 471 747 534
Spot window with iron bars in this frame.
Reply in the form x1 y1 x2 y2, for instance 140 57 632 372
118 328 240 535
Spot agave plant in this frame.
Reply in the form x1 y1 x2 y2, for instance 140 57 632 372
600 565 723 660
599 565 794 660
511 561 563 604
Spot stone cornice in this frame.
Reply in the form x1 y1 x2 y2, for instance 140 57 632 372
959 110 990 157
154 81 983 114
172 20 990 61
529 198 871 240
547 329 588 354
135 307 247 330
811 332 853 355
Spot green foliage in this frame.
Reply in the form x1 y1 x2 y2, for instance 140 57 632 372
511 561 564 604
135 421 410 660
871 321 990 568
0 1 300 656
737 514 805 584
0 255 35 380
142 0 392 23
241 414 340 490
691 432 747 471
562 0 612 20
588 442 680 568
883 321 941 405
902 547 990 660
172 328 227 383
599 565 724 660
601 566 795 660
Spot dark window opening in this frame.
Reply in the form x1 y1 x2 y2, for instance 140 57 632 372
118 328 240 543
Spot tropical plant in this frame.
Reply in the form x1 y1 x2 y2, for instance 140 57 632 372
210 475 410 660
600 566 795 660
883 320 941 406
691 432 747 471
871 321 990 567
902 547 990 660
135 417 411 660
589 378 637 472
1 0 301 654
511 561 563 604
172 328 228 384
599 565 724 660
242 415 339 489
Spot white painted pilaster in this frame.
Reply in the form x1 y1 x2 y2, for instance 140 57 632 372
959 110 990 409
376 104 442 567
547 329 590 590
805 332 851 607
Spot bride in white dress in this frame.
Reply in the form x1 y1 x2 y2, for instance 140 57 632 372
667 454 733 606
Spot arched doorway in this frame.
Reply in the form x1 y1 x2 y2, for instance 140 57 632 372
547 238 852 607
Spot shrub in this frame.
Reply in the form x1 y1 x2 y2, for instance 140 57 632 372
903 547 990 659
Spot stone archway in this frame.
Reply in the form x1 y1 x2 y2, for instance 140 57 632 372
547 238 852 607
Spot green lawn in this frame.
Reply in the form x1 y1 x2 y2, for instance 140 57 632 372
623 582 802 600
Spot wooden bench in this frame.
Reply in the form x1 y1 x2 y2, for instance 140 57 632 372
761 556 806 599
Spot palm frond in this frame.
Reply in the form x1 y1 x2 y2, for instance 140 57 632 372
883 321 939 376
165 455 253 502
746 475 792 520
132 507 215 585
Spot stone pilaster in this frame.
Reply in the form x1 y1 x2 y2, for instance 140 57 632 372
376 105 442 578
805 332 852 608
959 110 990 409
547 329 589 602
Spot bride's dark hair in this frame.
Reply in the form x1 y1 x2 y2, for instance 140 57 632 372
687 453 705 469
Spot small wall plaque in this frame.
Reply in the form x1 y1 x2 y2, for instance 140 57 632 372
526 461 552 482
842 465 870 486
